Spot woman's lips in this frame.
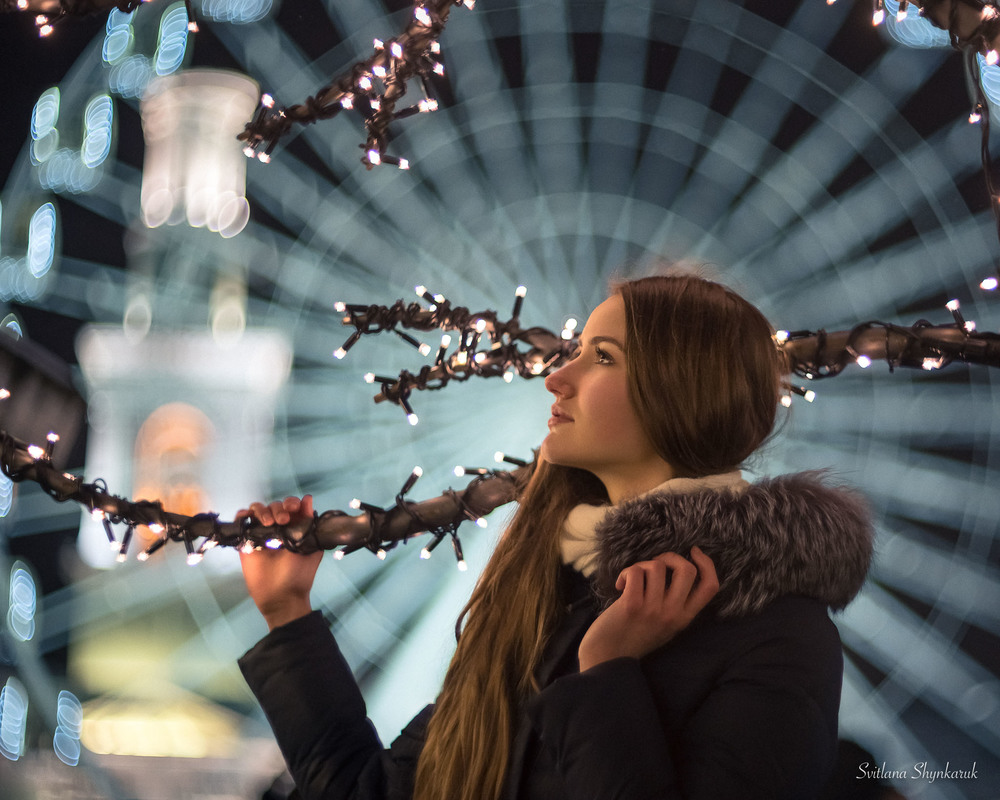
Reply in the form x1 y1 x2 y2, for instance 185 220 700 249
548 406 573 427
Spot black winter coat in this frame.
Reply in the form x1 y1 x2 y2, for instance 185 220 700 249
239 472 873 800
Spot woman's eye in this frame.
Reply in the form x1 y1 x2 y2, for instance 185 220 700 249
595 347 613 364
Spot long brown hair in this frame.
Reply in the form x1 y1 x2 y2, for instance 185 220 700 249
412 273 783 800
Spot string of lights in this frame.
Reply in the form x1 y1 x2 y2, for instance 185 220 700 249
335 284 579 425
334 289 1000 410
238 0 472 169
0 290 996 565
0 425 526 568
777 297 1000 403
0 0 196 37
853 0 1000 269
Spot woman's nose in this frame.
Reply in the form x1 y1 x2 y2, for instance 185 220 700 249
544 363 572 396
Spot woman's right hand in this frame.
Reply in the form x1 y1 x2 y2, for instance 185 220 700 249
237 495 324 631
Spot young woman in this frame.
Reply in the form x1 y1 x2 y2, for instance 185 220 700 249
237 274 874 800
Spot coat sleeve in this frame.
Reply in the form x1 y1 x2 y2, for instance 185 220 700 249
238 611 429 800
525 598 842 800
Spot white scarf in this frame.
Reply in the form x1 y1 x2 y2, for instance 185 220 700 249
560 471 749 577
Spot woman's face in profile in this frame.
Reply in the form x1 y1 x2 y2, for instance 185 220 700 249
542 295 673 502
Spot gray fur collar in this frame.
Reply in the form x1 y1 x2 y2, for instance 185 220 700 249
592 472 874 618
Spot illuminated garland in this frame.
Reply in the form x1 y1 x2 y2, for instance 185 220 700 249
335 284 578 424
0 427 526 568
338 290 1000 409
777 298 1000 402
0 290 997 566
0 0 196 36
857 0 1000 270
238 0 472 169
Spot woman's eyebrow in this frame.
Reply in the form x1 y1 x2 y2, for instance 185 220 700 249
587 335 625 349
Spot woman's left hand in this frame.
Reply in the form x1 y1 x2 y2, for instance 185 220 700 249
578 546 719 671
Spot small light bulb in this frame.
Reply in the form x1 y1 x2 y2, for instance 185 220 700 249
440 334 452 348
433 63 445 76
187 552 204 566
988 50 999 66
896 7 907 20
504 370 515 383
857 355 872 368
414 6 432 25
377 549 387 560
475 319 487 333
349 498 362 510
373 65 386 78
804 390 816 403
872 8 885 25
474 352 487 364
0 388 10 399
418 99 438 112
980 276 998 290
774 330 789 344
398 158 410 170
340 95 354 110
965 320 977 332
47 432 59 443
946 299 960 312
148 523 165 535
27 445 45 460
454 466 466 477
476 518 488 529
407 413 419 426
137 551 149 562
241 541 256 555
257 152 271 164
359 76 373 91
364 372 375 383
780 395 792 408
419 343 432 356
516 285 527 297
457 560 468 572
261 93 275 108
413 466 423 477
494 451 505 462
92 509 105 521
970 111 982 123
420 547 432 559
334 347 348 360
391 42 403 58
265 538 282 549
334 549 345 560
